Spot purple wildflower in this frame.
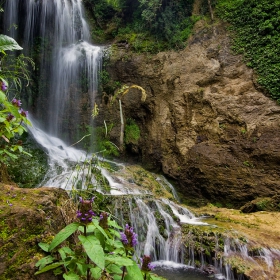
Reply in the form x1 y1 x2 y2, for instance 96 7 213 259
19 108 28 117
1 81 7 91
77 197 95 224
6 113 15 122
120 224 138 248
99 212 109 229
12 98 22 107
120 232 128 244
140 255 155 272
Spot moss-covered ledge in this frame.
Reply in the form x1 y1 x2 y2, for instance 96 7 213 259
184 204 280 279
0 184 76 280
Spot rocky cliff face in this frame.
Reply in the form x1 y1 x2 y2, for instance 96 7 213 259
97 21 280 208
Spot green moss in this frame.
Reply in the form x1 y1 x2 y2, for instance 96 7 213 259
7 132 48 188
216 0 280 102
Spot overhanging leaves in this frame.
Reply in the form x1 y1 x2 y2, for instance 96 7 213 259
0 34 23 51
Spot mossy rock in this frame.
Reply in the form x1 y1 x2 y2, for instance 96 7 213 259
7 132 49 188
0 185 75 280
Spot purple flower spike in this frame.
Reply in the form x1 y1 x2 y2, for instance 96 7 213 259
148 263 155 271
6 113 14 122
141 255 155 272
12 98 22 107
76 197 95 224
1 81 7 91
19 109 28 117
120 232 128 245
120 224 138 248
99 212 109 229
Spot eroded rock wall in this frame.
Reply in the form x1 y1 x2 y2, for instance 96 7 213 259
97 21 280 208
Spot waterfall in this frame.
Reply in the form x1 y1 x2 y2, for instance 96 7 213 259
3 0 102 143
3 1 280 280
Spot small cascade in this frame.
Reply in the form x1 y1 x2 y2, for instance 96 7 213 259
27 118 208 267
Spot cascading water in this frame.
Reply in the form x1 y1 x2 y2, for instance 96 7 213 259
3 1 280 280
4 0 102 142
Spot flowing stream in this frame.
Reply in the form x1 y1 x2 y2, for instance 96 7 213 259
3 1 280 280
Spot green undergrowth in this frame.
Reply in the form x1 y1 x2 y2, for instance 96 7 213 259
84 0 207 52
7 132 48 188
216 0 280 103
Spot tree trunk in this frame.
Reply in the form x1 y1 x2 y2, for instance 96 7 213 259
119 99 124 152
207 0 214 21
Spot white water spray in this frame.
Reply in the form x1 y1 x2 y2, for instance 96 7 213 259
4 0 102 141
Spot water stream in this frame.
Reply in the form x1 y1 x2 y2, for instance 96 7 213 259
4 0 102 141
3 1 279 280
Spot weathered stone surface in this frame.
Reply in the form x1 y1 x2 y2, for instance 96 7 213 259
98 21 280 208
0 184 75 280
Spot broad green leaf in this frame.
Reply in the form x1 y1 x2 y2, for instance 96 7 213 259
35 255 54 270
124 263 144 280
93 219 109 239
48 222 80 251
35 262 65 275
105 255 134 267
63 272 80 280
109 228 121 238
0 91 5 102
107 263 122 275
95 228 106 249
108 219 123 229
90 267 102 279
79 235 105 269
58 246 75 261
0 117 6 122
16 126 24 135
38 242 49 252
0 34 23 51
76 262 88 275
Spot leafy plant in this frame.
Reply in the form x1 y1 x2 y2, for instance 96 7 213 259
216 0 280 103
85 0 197 52
35 197 162 280
0 34 32 165
124 119 140 144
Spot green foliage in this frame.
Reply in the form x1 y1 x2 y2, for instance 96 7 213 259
0 35 23 51
34 199 160 280
91 123 120 157
216 0 280 102
0 35 33 165
124 119 140 144
7 132 49 188
84 0 196 51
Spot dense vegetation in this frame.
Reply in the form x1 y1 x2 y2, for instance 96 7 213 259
0 35 32 174
86 0 280 102
216 0 280 103
84 0 205 52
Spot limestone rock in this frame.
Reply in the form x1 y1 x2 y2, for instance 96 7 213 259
98 21 280 208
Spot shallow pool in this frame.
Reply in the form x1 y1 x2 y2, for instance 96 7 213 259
152 261 211 280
